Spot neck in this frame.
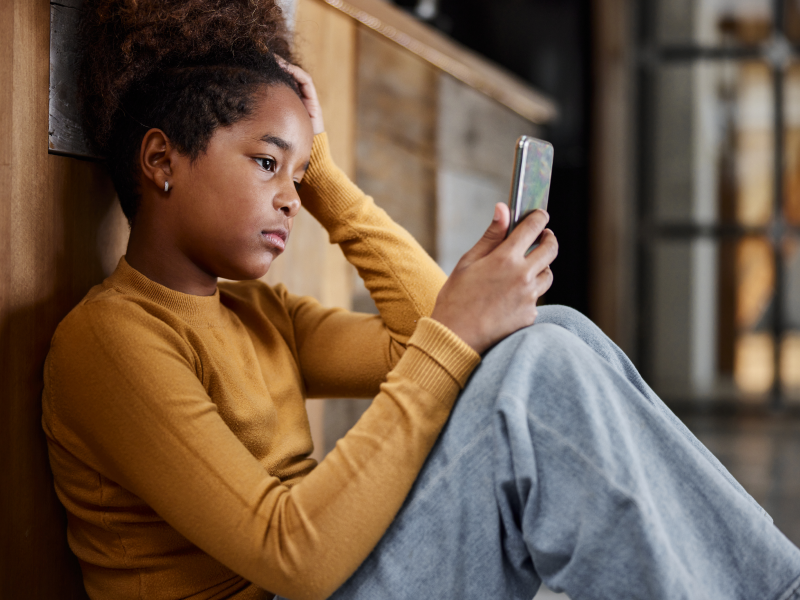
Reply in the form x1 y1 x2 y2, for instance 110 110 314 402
125 224 218 297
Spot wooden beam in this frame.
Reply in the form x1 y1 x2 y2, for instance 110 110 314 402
591 0 636 355
307 0 558 125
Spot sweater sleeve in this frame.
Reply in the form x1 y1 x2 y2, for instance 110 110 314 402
298 132 447 342
45 300 479 600
285 133 456 397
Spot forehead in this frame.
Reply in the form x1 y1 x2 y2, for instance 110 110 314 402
213 84 314 154
249 84 309 128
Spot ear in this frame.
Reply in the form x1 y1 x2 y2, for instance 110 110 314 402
139 129 175 193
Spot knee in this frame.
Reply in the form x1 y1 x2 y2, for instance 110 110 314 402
535 304 593 331
471 323 578 393
482 322 596 413
489 320 583 370
479 309 609 386
534 305 611 353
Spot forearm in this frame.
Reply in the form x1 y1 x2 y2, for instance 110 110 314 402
299 133 446 339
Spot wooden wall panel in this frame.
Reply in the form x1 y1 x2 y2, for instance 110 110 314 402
267 0 358 461
0 1 124 597
316 0 557 126
355 28 438 259
436 74 540 276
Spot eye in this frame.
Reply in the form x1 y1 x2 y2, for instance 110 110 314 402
254 157 276 172
294 181 303 192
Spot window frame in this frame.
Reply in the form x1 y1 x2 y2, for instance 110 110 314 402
634 0 799 412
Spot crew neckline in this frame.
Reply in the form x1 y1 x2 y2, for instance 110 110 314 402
107 257 226 325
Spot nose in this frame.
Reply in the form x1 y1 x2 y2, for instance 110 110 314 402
273 176 301 218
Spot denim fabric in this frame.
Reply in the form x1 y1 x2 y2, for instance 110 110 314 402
291 306 800 600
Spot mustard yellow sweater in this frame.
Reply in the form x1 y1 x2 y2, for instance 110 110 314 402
41 133 481 600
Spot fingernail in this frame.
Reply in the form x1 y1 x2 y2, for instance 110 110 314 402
492 204 501 222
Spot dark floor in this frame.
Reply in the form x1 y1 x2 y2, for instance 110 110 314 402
681 414 800 547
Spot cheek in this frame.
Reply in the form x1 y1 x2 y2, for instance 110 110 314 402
199 170 260 224
189 151 249 199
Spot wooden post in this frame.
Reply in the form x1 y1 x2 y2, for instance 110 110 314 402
591 0 637 355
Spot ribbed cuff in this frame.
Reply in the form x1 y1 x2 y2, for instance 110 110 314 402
300 133 364 226
409 319 480 387
393 318 481 402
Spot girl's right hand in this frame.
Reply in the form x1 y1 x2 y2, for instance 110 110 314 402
430 204 557 355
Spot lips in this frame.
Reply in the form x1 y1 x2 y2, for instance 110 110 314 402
261 228 288 252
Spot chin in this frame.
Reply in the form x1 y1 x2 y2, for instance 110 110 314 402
220 256 275 282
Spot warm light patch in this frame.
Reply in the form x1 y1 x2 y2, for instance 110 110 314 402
734 332 774 396
735 237 775 329
780 334 800 402
735 63 773 226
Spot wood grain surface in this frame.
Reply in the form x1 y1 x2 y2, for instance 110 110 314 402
590 0 636 355
355 27 438 257
0 1 122 597
318 0 557 126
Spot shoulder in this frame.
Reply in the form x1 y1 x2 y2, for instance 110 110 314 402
50 284 193 367
217 280 326 344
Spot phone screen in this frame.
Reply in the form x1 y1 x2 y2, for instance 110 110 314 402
507 137 554 240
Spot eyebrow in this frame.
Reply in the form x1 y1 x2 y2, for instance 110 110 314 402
259 134 292 151
258 134 309 171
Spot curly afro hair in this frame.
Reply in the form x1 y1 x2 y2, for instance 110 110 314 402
79 0 301 224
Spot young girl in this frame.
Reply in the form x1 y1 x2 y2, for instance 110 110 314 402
42 1 800 599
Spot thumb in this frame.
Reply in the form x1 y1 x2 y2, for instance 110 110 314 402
459 203 509 266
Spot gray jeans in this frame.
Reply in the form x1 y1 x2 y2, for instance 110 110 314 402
302 306 800 599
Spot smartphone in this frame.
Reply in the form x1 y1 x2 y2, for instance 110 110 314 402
506 136 554 251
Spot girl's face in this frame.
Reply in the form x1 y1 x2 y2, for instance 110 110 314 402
168 84 314 282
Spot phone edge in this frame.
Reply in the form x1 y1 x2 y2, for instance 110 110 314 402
506 136 529 239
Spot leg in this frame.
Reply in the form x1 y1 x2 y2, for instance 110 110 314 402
491 307 800 598
311 307 800 599
534 305 771 520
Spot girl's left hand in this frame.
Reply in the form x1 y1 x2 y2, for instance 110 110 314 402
278 57 325 135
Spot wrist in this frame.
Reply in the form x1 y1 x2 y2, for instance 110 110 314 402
429 312 484 355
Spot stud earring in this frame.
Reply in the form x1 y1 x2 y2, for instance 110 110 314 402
164 181 170 192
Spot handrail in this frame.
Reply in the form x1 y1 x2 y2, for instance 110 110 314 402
315 0 559 124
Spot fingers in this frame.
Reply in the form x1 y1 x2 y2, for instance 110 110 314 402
534 265 554 297
526 229 558 271
457 203 510 267
516 231 555 308
275 57 326 134
517 267 553 328
278 58 313 90
507 209 549 256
